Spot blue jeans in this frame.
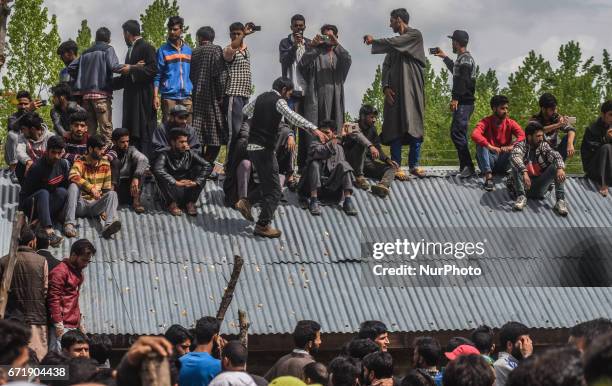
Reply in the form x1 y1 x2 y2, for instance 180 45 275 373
451 104 475 170
512 165 565 200
476 146 511 175
22 188 68 228
390 135 423 168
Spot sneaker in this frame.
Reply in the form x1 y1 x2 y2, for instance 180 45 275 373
298 196 309 210
101 220 122 239
47 231 63 248
343 197 358 216
484 178 495 191
254 224 282 238
308 198 321 216
513 195 527 211
554 199 569 217
186 202 198 216
355 176 370 190
63 224 78 238
235 198 254 221
371 183 390 198
458 166 475 179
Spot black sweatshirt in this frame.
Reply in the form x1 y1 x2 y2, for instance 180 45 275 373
444 52 476 105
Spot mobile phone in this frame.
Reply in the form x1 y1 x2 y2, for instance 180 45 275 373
320 35 331 42
40 99 48 106
429 47 440 55
567 116 577 125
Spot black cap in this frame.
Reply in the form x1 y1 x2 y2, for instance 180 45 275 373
448 30 469 45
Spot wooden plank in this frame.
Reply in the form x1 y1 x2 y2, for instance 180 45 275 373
0 211 25 319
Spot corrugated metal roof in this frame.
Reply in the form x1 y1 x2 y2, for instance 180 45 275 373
1 172 611 336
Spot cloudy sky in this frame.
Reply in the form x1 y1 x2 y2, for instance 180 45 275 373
44 0 611 124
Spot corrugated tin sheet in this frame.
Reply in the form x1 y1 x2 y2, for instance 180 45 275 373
1 172 611 335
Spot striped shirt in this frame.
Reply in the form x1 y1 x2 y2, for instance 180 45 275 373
224 46 252 97
69 158 112 200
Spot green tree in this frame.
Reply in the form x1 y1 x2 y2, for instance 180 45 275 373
140 0 193 49
361 65 384 128
599 49 612 100
422 59 453 165
76 19 92 50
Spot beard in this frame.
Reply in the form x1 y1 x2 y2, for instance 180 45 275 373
90 152 102 161
495 112 507 120
511 344 524 360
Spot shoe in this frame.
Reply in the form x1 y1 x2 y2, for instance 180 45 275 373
235 198 254 222
371 183 390 198
168 202 182 216
394 169 410 181
505 175 516 198
63 224 78 238
254 224 282 238
458 166 474 179
287 176 299 192
308 198 321 216
299 195 309 210
513 195 527 211
343 197 358 216
355 176 370 190
554 199 569 217
132 196 145 214
484 178 495 191
9 170 19 184
410 167 426 178
47 231 63 248
101 220 122 239
186 202 198 216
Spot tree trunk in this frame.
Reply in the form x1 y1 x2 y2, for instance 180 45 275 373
238 309 249 348
0 211 26 319
0 0 12 69
215 255 244 321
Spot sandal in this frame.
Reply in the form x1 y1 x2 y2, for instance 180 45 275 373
410 167 426 178
168 203 182 216
394 169 410 181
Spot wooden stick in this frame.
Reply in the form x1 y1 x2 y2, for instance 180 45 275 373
140 352 171 386
0 211 25 319
216 255 244 322
238 309 249 348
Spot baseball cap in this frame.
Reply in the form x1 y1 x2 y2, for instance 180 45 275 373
444 344 481 361
170 104 191 117
447 30 469 45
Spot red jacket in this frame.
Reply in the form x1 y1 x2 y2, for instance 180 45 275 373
47 260 84 328
471 115 525 148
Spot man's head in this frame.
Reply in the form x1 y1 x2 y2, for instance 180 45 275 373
569 318 612 353
304 362 329 386
18 224 37 250
272 77 295 100
412 336 441 369
66 357 100 385
499 321 530 360
16 90 32 112
19 112 44 141
490 95 510 120
220 340 248 371
51 82 72 109
348 338 380 360
167 16 184 42
359 105 378 127
358 321 389 352
169 105 190 128
122 20 141 44
530 347 584 386
389 8 409 33
293 320 322 354
448 30 469 54
329 356 361 386
194 316 221 346
46 135 65 164
86 134 106 161
291 14 306 35
95 27 111 43
319 119 336 135
525 121 545 147
196 26 215 45
471 325 495 355
601 100 612 127
88 333 112 366
446 337 475 353
61 330 90 358
169 128 190 152
69 111 89 141
112 128 130 152
584 331 612 386
229 22 245 41
442 355 495 386
538 93 558 122
164 324 193 357
320 24 338 38
401 370 436 386
57 40 78 65
0 320 31 367
35 228 51 250
68 238 96 271
362 352 394 384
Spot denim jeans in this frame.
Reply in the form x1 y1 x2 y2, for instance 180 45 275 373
451 104 475 170
512 165 565 200
22 188 68 228
476 146 511 174
390 135 423 168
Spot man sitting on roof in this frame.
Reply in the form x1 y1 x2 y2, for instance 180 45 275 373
581 100 612 197
15 112 54 184
152 104 201 161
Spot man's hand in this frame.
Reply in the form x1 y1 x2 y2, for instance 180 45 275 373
312 129 329 143
310 35 323 47
293 33 304 45
175 180 188 187
119 64 131 75
488 145 502 154
434 49 447 58
450 99 459 112
55 324 64 339
127 336 173 366
369 145 380 159
556 168 566 183
567 143 575 158
31 100 44 110
328 33 339 46
363 35 374 45
130 178 140 196
501 146 514 153
90 186 102 200
518 336 534 359
523 172 532 190
558 115 569 127
25 160 33 174
287 135 296 152
606 128 612 141
384 87 396 105
386 159 400 169
153 95 161 111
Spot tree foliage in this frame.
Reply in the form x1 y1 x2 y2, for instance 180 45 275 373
76 19 92 51
140 0 193 49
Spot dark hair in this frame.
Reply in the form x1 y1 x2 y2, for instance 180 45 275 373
538 93 557 109
69 110 89 126
293 320 321 349
506 356 535 386
51 82 72 98
272 77 294 93
19 111 43 130
446 337 475 353
329 356 361 386
348 338 380 360
499 321 529 349
229 22 244 32
471 325 494 354
525 121 544 136
222 340 248 366
87 134 106 150
122 20 141 36
291 14 305 24
320 24 338 36
570 318 612 349
167 16 184 29
57 40 78 56
319 119 336 130
401 370 435 386
18 224 36 246
0 320 31 365
358 321 388 340
414 336 442 367
169 127 190 141
95 27 111 43
304 362 329 385
490 95 509 109
165 324 193 346
71 238 97 257
67 357 99 385
528 347 584 386
390 8 410 24
196 26 215 42
442 355 494 386
61 330 89 351
112 127 130 141
195 316 220 344
601 100 612 114
359 105 378 118
362 351 394 379
40 350 69 366
584 331 612 385
16 90 32 100
35 228 51 250
88 334 112 365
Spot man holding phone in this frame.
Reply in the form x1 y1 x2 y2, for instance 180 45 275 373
433 30 477 178
493 321 533 386
529 93 576 160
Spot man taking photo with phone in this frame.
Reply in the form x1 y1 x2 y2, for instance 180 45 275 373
528 93 577 160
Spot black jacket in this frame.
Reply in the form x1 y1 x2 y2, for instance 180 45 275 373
279 34 312 79
19 157 71 202
153 149 212 187
581 118 612 169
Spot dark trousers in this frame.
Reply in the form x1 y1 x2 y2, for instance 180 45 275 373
304 161 354 196
297 129 313 172
22 188 68 228
248 148 281 227
111 159 142 205
512 164 565 200
585 143 612 186
451 104 475 170
344 144 395 187
157 180 204 206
